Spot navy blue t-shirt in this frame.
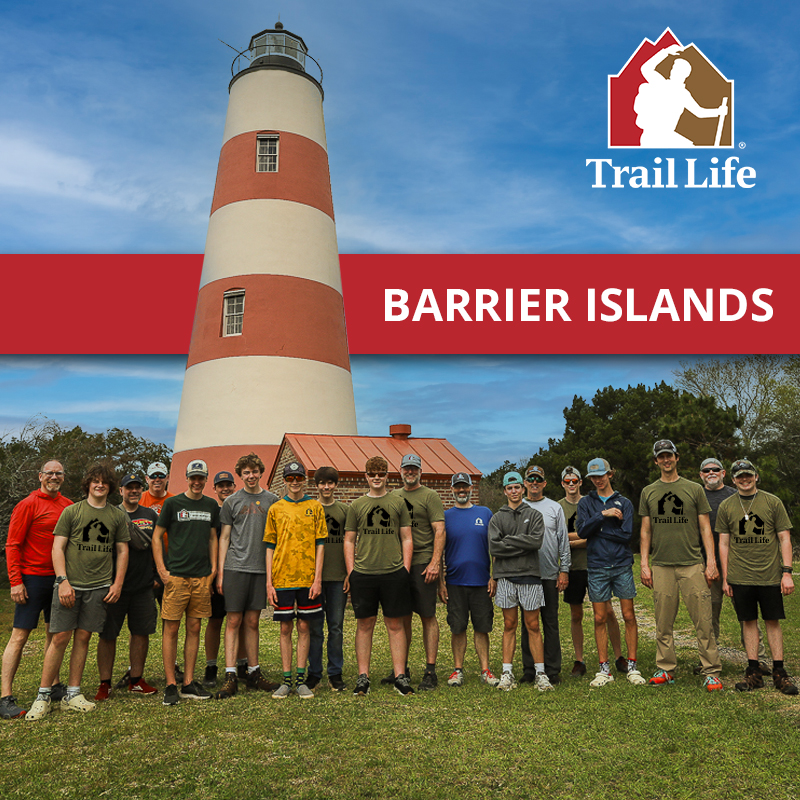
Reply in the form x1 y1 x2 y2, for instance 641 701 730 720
444 506 493 586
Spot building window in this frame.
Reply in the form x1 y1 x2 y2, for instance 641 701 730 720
252 33 306 68
257 134 279 172
223 290 245 336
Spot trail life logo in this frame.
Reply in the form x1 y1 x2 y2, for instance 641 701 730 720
609 29 732 148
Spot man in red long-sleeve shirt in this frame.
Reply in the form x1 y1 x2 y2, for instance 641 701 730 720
1 460 73 719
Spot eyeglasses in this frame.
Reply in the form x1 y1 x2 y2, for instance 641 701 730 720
41 471 64 478
562 478 579 485
367 472 387 478
526 476 545 483
285 475 305 483
701 468 721 474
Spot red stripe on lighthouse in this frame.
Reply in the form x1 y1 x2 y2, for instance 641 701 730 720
210 131 334 219
186 274 350 370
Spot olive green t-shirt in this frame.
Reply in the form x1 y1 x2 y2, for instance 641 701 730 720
392 486 446 566
716 491 792 585
345 493 412 576
321 500 349 582
639 477 711 567
559 497 586 571
53 501 131 590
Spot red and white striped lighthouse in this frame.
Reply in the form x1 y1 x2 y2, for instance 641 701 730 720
171 23 358 483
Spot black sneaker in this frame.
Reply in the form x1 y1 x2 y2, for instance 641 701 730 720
114 669 131 690
246 668 280 692
163 684 180 706
305 674 321 691
735 668 765 692
215 673 238 700
329 674 347 692
773 668 799 696
0 695 27 719
417 670 438 691
615 656 629 674
394 674 415 696
353 674 370 696
179 680 212 700
49 682 68 702
203 665 218 688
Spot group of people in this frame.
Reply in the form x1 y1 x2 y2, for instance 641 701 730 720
1 437 796 720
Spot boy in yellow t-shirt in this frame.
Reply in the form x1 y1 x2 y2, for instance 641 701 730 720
264 462 326 699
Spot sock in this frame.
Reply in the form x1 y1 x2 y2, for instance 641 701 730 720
37 687 52 701
130 676 142 684
283 671 292 685
426 662 436 672
599 661 611 675
99 679 111 687
66 685 81 699
535 662 545 676
502 663 513 674
773 660 784 672
748 659 760 671
248 665 259 674
627 659 637 671
206 659 217 667
226 668 237 677
296 668 306 684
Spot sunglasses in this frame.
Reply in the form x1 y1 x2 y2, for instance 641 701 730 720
367 472 387 478
526 476 545 483
285 475 305 482
701 468 721 474
562 478 579 485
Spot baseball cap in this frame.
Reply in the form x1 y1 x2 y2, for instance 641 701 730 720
120 473 143 487
503 471 524 487
186 460 208 478
214 471 235 486
283 461 307 478
700 458 724 470
400 454 422 470
147 461 169 478
561 466 581 481
731 459 757 477
653 439 678 457
451 472 473 486
586 458 612 477
525 466 545 480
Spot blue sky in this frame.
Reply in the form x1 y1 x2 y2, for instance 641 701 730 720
0 1 797 473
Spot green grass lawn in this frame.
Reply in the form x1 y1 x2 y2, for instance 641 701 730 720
1 560 799 800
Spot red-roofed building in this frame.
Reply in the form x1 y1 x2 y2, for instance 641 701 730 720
267 424 480 508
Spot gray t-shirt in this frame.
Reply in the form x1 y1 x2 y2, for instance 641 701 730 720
220 488 278 573
523 496 570 580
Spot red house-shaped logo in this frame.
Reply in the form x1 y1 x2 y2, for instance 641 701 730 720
608 29 734 148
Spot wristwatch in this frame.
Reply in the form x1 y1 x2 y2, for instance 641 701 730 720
781 566 793 574
55 575 68 584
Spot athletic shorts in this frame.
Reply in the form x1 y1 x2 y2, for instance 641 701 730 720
161 575 212 621
446 583 493 634
49 586 109 634
273 587 323 622
495 578 544 611
223 570 267 614
100 588 158 639
13 574 56 630
730 584 785 622
562 569 588 606
210 587 227 620
409 562 438 617
350 567 413 619
587 564 637 604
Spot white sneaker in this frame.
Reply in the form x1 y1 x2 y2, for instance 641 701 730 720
627 668 646 685
25 697 51 721
497 671 517 691
61 693 96 713
535 673 554 692
589 672 615 688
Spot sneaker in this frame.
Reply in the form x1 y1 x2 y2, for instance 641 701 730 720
417 670 438 691
394 674 415 696
61 693 95 713
179 681 211 700
381 667 410 685
589 672 614 688
0 696 27 719
50 682 68 702
447 669 464 687
773 668 799 696
648 669 675 686
535 673 554 692
129 679 158 696
246 668 280 692
114 669 131 690
25 697 51 721
734 668 764 692
570 661 587 678
202 665 218 688
353 674 371 696
328 674 347 692
627 669 646 685
272 682 292 699
163 684 180 706
296 682 315 699
215 674 238 700
305 675 321 691
94 683 111 702
481 669 500 687
615 656 629 674
497 671 517 692
704 676 724 692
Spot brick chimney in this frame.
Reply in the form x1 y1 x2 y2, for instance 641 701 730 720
389 424 412 440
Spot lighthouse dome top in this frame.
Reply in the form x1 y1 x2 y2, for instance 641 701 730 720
231 24 322 86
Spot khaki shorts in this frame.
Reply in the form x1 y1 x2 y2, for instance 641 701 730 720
161 576 212 620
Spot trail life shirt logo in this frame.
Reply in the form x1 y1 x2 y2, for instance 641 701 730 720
609 28 733 148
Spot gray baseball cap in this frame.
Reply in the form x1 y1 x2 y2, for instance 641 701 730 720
561 466 581 481
700 458 724 471
586 458 612 477
451 472 473 486
400 454 422 469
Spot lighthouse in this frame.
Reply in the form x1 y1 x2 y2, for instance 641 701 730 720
171 23 358 484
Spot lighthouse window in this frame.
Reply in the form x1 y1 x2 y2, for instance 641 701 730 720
223 291 245 337
257 135 279 173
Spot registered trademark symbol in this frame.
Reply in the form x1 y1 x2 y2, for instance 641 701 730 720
739 142 746 148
